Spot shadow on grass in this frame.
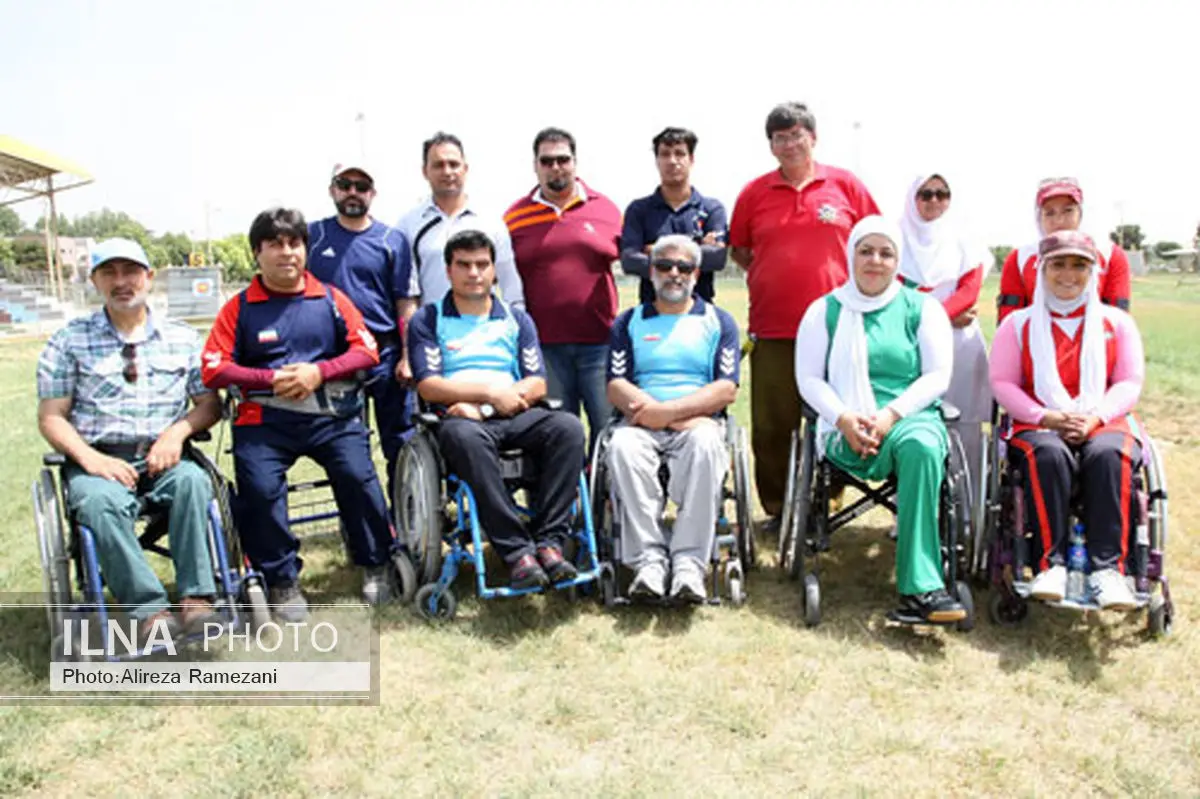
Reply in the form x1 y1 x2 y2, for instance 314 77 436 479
0 600 54 682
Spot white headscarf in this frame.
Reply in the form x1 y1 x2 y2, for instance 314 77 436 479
898 173 969 289
1024 247 1107 413
825 216 904 433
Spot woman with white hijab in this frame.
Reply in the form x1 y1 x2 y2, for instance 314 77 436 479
794 215 965 624
897 173 990 490
989 231 1145 610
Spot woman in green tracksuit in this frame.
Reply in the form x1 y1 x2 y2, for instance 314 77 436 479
793 215 966 623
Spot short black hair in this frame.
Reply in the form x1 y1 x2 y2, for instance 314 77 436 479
249 207 308 253
422 132 464 165
533 127 576 156
652 127 698 156
765 102 817 139
443 229 496 266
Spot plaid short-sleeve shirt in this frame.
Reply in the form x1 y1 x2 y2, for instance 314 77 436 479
37 309 211 447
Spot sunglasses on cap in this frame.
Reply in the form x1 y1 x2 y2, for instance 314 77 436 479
651 259 698 275
917 188 951 202
121 343 138 384
334 177 373 193
538 155 572 167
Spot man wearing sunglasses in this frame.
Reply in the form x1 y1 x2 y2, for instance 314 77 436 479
37 238 224 641
504 127 622 453
620 127 728 304
308 161 414 502
605 235 741 602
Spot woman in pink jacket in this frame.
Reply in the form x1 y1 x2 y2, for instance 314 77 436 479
988 230 1144 611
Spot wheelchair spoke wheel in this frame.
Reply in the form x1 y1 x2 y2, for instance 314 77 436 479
732 425 756 571
34 469 72 637
788 429 814 582
394 435 444 585
987 591 1028 627
778 430 799 574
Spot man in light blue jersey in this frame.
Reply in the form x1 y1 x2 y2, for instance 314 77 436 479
605 234 741 602
407 230 585 590
308 160 413 499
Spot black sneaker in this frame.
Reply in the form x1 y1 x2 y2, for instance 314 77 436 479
510 554 549 590
536 545 577 584
895 589 966 625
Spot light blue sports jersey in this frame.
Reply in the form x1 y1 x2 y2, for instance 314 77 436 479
607 297 740 402
407 293 544 388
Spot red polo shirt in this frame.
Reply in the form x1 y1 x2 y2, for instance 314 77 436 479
730 163 879 339
504 181 621 345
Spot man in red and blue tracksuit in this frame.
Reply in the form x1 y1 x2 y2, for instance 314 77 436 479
202 208 397 621
307 160 414 501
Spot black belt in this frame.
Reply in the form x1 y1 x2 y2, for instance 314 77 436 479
94 441 152 458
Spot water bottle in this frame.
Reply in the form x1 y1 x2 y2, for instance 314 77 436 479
1066 524 1088 602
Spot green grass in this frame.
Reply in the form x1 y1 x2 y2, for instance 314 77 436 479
0 275 1198 796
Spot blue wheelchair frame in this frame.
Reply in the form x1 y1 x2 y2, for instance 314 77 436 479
35 444 263 662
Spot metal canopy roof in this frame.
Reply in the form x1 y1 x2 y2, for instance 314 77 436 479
0 135 92 203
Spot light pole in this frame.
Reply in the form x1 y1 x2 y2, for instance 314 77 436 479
356 112 367 161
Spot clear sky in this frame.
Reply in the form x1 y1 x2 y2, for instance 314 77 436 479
2 0 1197 251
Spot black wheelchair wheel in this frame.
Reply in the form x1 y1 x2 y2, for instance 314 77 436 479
731 424 756 571
803 572 821 627
394 434 444 585
392 549 418 605
414 583 457 622
788 427 815 582
954 580 976 632
778 430 799 575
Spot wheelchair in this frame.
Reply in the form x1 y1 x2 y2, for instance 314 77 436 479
978 408 1174 635
393 404 601 621
777 402 976 629
219 388 418 605
588 414 755 607
31 435 268 661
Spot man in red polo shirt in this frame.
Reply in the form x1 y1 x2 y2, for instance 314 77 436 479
504 127 622 452
729 102 879 529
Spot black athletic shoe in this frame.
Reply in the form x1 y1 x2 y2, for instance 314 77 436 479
510 554 550 590
536 545 577 584
895 589 966 624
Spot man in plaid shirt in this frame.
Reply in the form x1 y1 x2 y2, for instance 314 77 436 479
37 238 223 641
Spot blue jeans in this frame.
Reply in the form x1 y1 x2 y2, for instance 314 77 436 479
542 343 612 455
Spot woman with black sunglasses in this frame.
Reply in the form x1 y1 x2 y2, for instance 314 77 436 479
897 173 990 494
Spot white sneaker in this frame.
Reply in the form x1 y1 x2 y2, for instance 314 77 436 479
1030 565 1067 602
629 563 667 599
1089 568 1137 611
362 565 394 606
670 566 707 604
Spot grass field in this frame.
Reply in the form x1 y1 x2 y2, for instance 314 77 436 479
1 275 1199 796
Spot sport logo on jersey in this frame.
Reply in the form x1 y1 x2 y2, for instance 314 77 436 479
817 204 839 224
258 329 279 343
642 334 661 342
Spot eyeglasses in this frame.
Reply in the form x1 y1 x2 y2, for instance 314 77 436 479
917 189 951 202
770 130 810 147
334 177 373 193
538 155 572 167
651 259 698 274
121 343 138 384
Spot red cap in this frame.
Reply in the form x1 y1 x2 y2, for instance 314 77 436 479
1036 177 1083 207
1039 230 1097 262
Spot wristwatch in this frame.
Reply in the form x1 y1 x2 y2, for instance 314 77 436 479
480 403 496 420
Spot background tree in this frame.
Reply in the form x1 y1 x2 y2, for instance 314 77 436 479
212 234 255 281
1153 241 1183 260
1110 224 1145 251
0 206 21 237
156 231 193 266
989 245 1014 272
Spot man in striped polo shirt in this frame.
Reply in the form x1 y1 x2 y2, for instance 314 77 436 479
504 127 622 453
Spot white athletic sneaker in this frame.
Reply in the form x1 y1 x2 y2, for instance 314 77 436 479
629 563 667 599
1089 568 1137 611
670 566 707 604
361 565 394 606
1030 565 1067 602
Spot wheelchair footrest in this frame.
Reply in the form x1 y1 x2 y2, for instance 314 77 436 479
1011 581 1151 611
885 608 959 627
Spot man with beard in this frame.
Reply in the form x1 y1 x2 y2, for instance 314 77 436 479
37 238 223 641
620 127 728 304
603 234 741 602
308 161 413 500
504 127 622 453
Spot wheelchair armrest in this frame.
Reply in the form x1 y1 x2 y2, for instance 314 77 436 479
940 402 961 423
417 412 442 428
539 398 563 411
800 400 819 422
190 431 212 443
43 452 67 467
